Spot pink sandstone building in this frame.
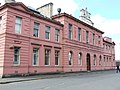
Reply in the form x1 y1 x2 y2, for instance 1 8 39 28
0 1 116 77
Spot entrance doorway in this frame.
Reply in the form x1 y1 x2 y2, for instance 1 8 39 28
86 53 91 71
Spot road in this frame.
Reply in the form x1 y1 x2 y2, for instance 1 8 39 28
0 71 120 90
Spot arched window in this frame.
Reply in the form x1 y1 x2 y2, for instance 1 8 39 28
99 55 102 65
69 51 72 65
93 55 96 66
78 52 82 65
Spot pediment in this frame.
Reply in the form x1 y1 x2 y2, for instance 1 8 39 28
8 2 31 13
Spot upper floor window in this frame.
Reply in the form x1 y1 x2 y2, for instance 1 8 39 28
113 56 115 61
68 51 72 65
106 45 108 50
33 22 39 37
55 50 59 65
33 48 39 66
108 45 110 51
103 43 105 49
0 17 2 30
86 31 89 44
45 49 50 65
55 29 60 42
104 56 106 62
45 26 50 40
68 24 72 40
78 28 81 41
15 17 22 34
78 52 82 65
98 36 100 46
104 56 106 66
107 56 108 62
93 33 95 45
14 47 20 65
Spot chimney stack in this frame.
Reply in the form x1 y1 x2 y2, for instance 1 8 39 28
5 0 15 3
37 2 53 18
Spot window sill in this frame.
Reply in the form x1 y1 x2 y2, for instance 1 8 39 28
44 65 50 66
13 64 20 66
32 65 39 66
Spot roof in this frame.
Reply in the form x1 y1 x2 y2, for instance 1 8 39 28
103 39 115 45
0 2 63 27
52 13 104 34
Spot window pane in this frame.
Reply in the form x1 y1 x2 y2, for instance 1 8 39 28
33 48 38 65
69 52 72 65
55 51 59 65
86 31 89 44
78 53 82 65
15 24 21 33
45 49 50 65
68 24 72 40
34 23 39 37
93 34 95 45
34 23 39 29
14 47 20 64
45 26 50 39
94 55 96 65
55 29 60 42
15 17 22 34
45 32 49 39
78 28 81 41
16 17 21 24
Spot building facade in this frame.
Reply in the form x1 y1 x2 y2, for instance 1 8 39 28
0 2 116 77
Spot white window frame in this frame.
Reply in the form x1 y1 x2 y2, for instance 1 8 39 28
33 48 39 66
13 47 20 65
55 29 60 42
78 53 82 65
33 22 39 37
55 50 60 66
45 49 50 66
45 26 50 40
15 17 22 34
69 51 72 65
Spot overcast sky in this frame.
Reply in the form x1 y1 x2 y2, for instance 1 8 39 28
1 0 120 60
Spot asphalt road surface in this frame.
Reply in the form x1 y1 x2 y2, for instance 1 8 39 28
0 71 120 90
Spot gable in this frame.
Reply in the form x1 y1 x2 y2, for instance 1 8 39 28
13 5 29 12
6 2 31 13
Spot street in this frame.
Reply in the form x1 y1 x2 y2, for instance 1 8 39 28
0 71 120 90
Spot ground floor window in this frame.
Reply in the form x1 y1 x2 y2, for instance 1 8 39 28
93 55 96 66
33 48 39 65
45 49 50 65
14 47 20 65
69 51 72 65
78 52 82 65
99 55 102 65
55 50 59 65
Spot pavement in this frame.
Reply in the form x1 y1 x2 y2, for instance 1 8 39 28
0 70 116 84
